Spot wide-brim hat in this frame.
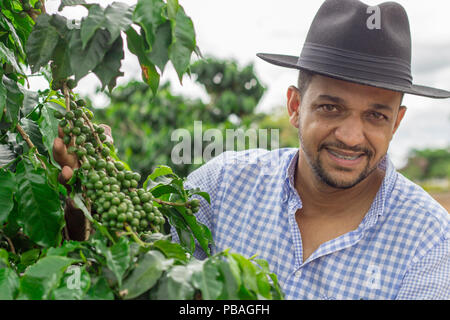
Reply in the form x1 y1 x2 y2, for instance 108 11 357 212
257 0 450 99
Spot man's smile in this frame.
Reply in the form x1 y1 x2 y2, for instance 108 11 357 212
324 147 366 168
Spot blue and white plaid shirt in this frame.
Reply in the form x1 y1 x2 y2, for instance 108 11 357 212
172 148 450 300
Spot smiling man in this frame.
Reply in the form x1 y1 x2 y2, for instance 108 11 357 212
172 0 450 299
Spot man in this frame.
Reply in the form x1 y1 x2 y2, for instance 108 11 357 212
171 0 450 299
55 0 449 299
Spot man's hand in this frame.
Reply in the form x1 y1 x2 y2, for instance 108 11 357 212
53 123 113 240
53 124 113 184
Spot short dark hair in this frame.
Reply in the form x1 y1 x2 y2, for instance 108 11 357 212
297 69 315 96
297 70 404 105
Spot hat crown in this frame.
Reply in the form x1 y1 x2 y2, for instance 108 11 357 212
304 0 411 63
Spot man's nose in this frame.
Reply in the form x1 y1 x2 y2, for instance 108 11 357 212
334 116 365 147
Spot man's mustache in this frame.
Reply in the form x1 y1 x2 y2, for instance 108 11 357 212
319 141 373 158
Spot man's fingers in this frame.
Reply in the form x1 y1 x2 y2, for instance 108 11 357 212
58 165 74 185
58 125 64 138
53 137 79 169
99 124 114 144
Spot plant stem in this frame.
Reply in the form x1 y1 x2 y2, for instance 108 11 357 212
15 123 47 169
124 225 150 247
3 234 16 255
153 198 189 207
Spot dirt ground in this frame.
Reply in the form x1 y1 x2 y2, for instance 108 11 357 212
430 192 450 213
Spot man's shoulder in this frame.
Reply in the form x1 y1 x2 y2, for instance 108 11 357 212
388 171 449 239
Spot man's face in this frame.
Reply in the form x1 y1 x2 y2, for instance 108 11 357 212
288 74 406 189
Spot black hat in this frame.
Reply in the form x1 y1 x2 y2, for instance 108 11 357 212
257 0 450 99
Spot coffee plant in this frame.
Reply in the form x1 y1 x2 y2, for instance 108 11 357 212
0 0 283 300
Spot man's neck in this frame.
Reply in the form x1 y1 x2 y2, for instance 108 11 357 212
294 152 385 219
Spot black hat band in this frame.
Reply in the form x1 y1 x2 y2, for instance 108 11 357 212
298 42 413 87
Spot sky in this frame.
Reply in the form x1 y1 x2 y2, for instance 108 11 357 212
35 0 450 168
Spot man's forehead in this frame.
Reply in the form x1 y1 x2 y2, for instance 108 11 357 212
307 74 403 106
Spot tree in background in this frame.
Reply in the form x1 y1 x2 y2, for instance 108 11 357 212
94 57 266 179
400 148 450 183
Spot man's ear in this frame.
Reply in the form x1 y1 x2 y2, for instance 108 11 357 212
287 86 301 128
392 105 407 135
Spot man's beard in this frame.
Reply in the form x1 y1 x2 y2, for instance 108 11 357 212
299 131 378 189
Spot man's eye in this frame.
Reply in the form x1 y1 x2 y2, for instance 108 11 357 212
368 111 388 121
319 104 338 112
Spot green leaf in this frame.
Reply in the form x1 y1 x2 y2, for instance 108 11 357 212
15 158 65 247
51 39 73 82
0 14 26 58
0 144 15 167
0 268 19 300
21 89 39 117
0 42 23 74
0 169 16 223
0 248 9 268
18 255 77 300
80 4 105 50
191 258 223 300
19 118 46 154
142 63 160 95
189 189 211 204
125 27 151 66
93 35 124 91
84 277 114 300
104 2 133 44
2 75 24 126
168 6 196 83
121 250 173 299
68 28 111 82
53 266 91 300
216 259 240 299
97 237 130 287
148 164 174 180
176 205 213 256
58 0 91 11
148 20 172 74
150 259 202 300
20 249 42 269
150 183 180 198
0 71 6 118
152 239 188 262
38 103 61 167
166 0 179 20
25 14 60 73
46 240 85 257
133 0 166 51
230 253 259 295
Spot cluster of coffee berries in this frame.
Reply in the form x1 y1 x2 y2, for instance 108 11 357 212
19 0 42 18
55 85 166 233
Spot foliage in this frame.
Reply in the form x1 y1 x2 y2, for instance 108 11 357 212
0 0 284 300
93 56 267 178
400 147 450 182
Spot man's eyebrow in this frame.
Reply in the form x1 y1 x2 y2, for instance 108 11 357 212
317 94 393 113
317 94 346 105
369 103 393 113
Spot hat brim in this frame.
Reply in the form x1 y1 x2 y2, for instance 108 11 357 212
257 53 450 99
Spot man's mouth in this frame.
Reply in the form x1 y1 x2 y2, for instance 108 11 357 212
326 148 365 161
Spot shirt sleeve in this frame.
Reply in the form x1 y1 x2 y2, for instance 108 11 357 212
170 152 229 260
396 236 450 299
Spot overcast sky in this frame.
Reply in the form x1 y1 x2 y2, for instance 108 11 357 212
39 0 450 167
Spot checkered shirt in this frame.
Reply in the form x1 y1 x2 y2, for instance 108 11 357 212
171 148 450 300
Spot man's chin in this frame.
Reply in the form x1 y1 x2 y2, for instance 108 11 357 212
314 162 372 190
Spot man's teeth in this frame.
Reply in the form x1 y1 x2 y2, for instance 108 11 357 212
328 149 362 160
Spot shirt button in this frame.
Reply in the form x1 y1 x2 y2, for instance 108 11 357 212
294 270 302 278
